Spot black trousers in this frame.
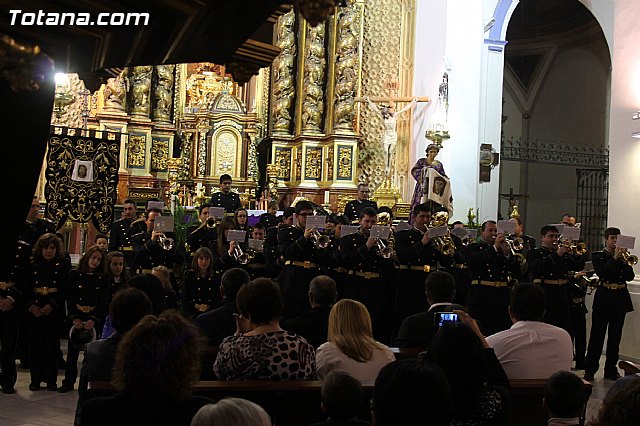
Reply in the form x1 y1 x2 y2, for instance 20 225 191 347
585 308 627 375
568 306 587 366
0 310 21 388
29 315 61 385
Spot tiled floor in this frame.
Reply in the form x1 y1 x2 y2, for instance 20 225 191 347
0 352 620 425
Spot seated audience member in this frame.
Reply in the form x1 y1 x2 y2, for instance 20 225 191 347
485 284 573 380
591 378 640 426
191 398 271 426
81 311 211 426
394 271 465 348
152 265 178 311
76 289 153 414
213 278 316 380
372 359 453 426
604 373 640 399
128 273 165 315
194 268 251 347
316 299 394 385
543 371 586 426
425 311 510 425
284 275 337 349
310 370 370 426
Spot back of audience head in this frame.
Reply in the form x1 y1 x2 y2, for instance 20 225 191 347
220 268 250 300
190 398 271 426
309 275 337 308
236 278 283 326
425 322 487 418
113 310 203 401
373 359 453 426
510 283 546 322
543 371 586 419
152 265 172 290
425 271 456 304
321 370 363 421
328 299 381 363
592 376 640 426
111 288 153 334
128 273 165 315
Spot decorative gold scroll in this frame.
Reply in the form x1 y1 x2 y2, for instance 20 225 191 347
301 22 326 133
272 11 296 134
154 65 175 122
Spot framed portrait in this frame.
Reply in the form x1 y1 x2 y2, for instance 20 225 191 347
424 167 451 207
71 159 94 182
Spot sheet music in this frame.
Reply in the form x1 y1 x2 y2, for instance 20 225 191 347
226 230 247 242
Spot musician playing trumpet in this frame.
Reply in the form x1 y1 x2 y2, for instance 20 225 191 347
186 203 218 255
584 227 635 381
527 225 586 334
131 209 181 283
340 207 393 343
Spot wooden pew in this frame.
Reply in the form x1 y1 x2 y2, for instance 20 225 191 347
87 380 373 426
509 379 593 426
619 360 640 376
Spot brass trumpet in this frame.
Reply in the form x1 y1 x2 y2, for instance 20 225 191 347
559 238 587 256
505 235 525 263
428 212 455 256
375 239 395 259
205 216 217 228
231 244 252 265
158 233 174 251
310 229 330 249
620 249 638 266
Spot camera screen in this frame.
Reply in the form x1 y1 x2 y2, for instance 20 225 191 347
435 312 459 327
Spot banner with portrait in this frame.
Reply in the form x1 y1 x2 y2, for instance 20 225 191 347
421 167 452 213
45 127 121 233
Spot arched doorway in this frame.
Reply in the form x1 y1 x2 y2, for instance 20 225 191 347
498 0 611 250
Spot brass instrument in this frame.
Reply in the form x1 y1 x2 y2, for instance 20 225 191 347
158 233 174 251
620 249 638 266
375 239 395 259
559 238 587 256
310 229 330 249
130 214 146 231
190 216 218 235
505 235 525 263
428 211 455 256
232 244 253 265
460 236 471 246
377 212 392 226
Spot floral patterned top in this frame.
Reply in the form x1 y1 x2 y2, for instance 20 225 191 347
213 330 316 381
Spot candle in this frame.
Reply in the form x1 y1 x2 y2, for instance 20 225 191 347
324 190 330 205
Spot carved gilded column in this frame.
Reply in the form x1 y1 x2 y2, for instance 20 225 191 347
129 66 153 118
332 2 362 134
300 22 326 134
154 65 175 123
271 10 296 135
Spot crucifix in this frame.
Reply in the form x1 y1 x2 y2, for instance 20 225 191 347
499 187 529 218
354 89 429 183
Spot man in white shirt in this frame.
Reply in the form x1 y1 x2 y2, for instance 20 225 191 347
486 283 573 380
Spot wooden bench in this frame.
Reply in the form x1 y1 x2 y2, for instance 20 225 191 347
619 360 640 376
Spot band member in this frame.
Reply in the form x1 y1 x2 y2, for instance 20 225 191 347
568 272 589 370
466 220 520 336
131 209 181 279
527 225 586 333
59 246 110 393
210 219 241 274
344 183 378 224
233 207 250 236
318 214 351 299
181 247 220 319
108 199 137 265
22 196 57 247
243 224 267 280
26 233 70 391
105 251 130 298
561 214 577 227
264 207 294 278
186 203 218 255
210 174 242 215
277 201 320 320
447 222 471 306
339 207 393 343
394 203 453 331
584 227 635 381
259 201 279 229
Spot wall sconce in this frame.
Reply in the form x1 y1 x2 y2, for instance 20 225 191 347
632 111 640 120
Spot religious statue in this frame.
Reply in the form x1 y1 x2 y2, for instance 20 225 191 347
130 65 153 116
272 10 296 133
103 73 126 111
365 96 417 177
410 143 452 221
154 64 175 122
301 23 326 132
333 5 359 131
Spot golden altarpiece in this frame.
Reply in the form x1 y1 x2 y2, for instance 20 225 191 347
39 0 419 223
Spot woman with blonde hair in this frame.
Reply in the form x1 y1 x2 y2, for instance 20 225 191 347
191 398 271 426
316 299 395 385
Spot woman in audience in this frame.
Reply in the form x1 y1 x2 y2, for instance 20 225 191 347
81 310 212 426
423 310 510 426
213 278 316 380
191 398 271 426
592 377 640 426
27 233 70 391
316 299 395 385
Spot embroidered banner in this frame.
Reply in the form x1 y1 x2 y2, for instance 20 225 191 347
45 127 121 233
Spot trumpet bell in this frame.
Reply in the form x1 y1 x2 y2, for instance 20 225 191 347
375 239 395 259
158 234 174 251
